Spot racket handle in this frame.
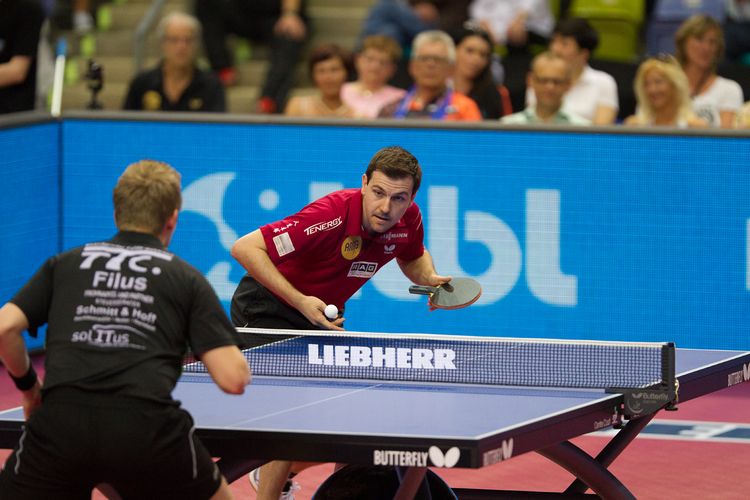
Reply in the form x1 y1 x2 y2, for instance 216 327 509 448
409 285 436 296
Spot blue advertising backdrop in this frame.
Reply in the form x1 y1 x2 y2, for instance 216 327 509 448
2 117 749 350
0 122 59 350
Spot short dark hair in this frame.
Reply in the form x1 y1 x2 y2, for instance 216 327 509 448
365 146 422 194
307 43 354 81
553 17 599 53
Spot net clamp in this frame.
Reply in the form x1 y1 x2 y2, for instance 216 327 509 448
606 383 678 420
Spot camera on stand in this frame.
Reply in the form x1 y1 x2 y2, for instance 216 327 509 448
84 59 104 110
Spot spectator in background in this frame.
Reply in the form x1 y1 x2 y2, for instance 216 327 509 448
736 100 750 128
452 22 508 119
358 1 470 88
502 51 588 125
468 0 553 50
73 0 94 33
123 13 225 112
724 0 750 62
0 0 45 114
527 17 618 125
359 0 440 50
342 35 406 118
194 0 308 114
624 55 707 128
675 14 744 128
379 30 481 121
285 44 354 118
359 0 470 50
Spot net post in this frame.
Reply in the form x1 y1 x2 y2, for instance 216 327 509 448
662 342 678 411
605 342 678 419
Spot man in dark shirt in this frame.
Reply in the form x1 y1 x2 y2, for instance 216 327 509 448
230 145 451 499
124 12 226 112
0 0 45 114
0 160 250 498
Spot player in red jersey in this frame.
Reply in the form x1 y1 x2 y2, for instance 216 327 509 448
230 145 451 499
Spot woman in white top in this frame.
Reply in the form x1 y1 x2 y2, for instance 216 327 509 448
527 17 619 125
674 14 744 128
625 55 707 128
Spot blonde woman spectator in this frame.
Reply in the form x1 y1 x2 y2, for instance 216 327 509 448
625 55 707 128
675 14 744 128
342 35 406 118
285 44 355 118
736 101 750 128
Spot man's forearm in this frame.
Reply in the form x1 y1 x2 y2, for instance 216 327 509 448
231 231 307 309
0 56 31 88
0 304 33 379
398 250 438 285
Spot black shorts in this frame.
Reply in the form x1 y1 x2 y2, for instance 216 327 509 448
231 275 316 331
0 389 222 500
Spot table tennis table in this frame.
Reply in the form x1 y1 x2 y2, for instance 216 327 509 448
0 329 748 499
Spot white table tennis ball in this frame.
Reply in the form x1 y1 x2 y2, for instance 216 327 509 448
324 304 338 320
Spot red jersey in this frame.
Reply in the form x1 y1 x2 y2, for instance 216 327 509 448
260 188 425 308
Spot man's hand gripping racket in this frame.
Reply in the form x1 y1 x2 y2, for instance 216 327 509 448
409 278 482 310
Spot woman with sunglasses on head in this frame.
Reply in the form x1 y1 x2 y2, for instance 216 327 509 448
451 23 509 119
674 14 744 128
625 55 707 128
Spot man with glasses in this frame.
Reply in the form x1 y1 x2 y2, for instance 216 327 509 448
379 30 482 120
123 12 226 112
502 51 589 125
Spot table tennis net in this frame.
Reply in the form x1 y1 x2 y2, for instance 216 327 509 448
184 328 675 390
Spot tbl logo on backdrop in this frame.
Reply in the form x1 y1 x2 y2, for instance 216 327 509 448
181 173 578 307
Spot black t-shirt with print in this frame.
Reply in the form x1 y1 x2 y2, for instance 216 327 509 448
11 231 239 405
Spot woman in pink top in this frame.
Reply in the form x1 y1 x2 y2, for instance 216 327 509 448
341 35 407 118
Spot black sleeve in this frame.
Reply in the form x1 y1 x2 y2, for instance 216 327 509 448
9 256 55 337
13 0 44 58
186 269 239 356
204 75 226 112
123 77 142 110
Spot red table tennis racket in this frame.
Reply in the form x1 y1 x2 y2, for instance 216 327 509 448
409 278 482 310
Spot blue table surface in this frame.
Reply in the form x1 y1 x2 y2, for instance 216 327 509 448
171 348 746 439
0 348 744 442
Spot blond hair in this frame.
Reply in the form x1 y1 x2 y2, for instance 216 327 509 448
633 56 695 124
113 160 182 235
360 34 402 64
674 14 724 70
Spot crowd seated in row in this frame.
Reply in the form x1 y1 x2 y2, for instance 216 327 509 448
1 1 749 131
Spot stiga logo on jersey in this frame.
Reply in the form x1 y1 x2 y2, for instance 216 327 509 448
341 236 362 260
305 217 342 235
348 261 378 278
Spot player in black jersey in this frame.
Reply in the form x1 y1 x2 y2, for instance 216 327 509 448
0 160 250 499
